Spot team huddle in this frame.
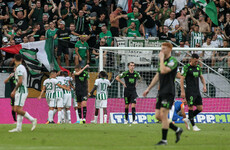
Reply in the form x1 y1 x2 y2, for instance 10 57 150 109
6 42 206 146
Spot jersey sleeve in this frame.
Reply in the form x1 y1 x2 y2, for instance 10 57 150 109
182 65 188 77
43 79 47 86
94 79 99 86
86 71 89 79
136 72 141 79
167 57 178 70
16 66 23 76
119 71 126 78
198 65 202 75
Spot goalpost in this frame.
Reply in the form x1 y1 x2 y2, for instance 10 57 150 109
97 46 230 124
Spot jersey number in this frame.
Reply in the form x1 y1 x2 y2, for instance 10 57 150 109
46 83 53 90
100 83 107 92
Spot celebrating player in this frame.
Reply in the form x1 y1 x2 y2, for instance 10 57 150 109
143 42 183 145
90 71 111 124
116 62 141 124
74 64 89 124
38 70 70 124
9 54 37 132
180 53 207 131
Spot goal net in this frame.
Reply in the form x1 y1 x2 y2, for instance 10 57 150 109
97 46 230 124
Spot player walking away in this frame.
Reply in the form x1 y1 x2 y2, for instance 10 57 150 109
9 54 37 132
143 42 183 145
63 71 72 123
38 70 69 124
169 100 189 130
116 62 141 124
180 53 207 131
74 64 89 124
4 70 17 123
89 71 111 124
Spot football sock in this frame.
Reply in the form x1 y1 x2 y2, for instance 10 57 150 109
24 112 35 122
53 109 57 117
189 110 195 126
104 114 107 123
75 109 80 121
67 110 71 122
12 110 17 121
162 129 168 141
48 110 54 122
58 111 62 123
169 122 178 132
16 114 23 130
61 109 65 121
193 109 201 117
78 108 82 119
125 108 128 121
83 107 87 119
94 116 98 123
132 107 136 121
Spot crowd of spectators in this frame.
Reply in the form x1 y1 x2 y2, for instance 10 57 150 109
0 0 230 69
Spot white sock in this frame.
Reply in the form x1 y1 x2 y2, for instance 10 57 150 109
61 109 65 120
16 114 23 130
48 110 54 122
24 112 34 122
75 109 79 121
53 109 57 117
67 110 71 122
94 116 98 123
58 111 62 123
104 115 107 123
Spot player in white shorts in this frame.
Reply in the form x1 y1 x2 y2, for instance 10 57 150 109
56 72 69 124
89 71 111 123
38 70 69 124
9 54 37 132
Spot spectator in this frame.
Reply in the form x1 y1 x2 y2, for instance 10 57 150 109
109 6 123 37
3 40 15 67
74 35 90 67
12 0 27 21
158 25 176 42
7 0 14 14
45 21 58 46
54 20 71 66
219 0 229 16
43 3 57 22
172 25 187 45
215 27 227 47
28 0 43 25
177 8 190 32
41 14 50 26
123 22 141 37
15 11 28 32
0 7 9 48
74 10 89 35
69 23 80 62
189 9 210 36
12 29 23 44
90 0 107 18
23 36 28 43
99 25 113 46
28 35 35 42
190 25 204 48
215 40 230 68
124 6 142 31
39 35 45 40
158 0 171 25
164 11 179 33
3 24 17 39
201 36 216 67
95 13 108 35
61 1 74 28
92 38 108 67
172 0 187 16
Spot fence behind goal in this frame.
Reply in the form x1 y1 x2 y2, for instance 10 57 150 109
99 47 230 124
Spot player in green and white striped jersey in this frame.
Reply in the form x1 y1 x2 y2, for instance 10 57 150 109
190 25 204 48
89 71 111 123
38 70 69 124
9 55 37 133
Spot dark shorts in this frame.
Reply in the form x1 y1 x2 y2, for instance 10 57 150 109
11 97 15 106
75 92 88 103
124 90 138 104
57 45 69 56
186 94 202 106
156 94 175 109
110 27 119 37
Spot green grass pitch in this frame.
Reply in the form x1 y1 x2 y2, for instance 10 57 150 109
0 124 229 150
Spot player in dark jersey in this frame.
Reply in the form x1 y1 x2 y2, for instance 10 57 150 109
180 53 207 131
116 62 141 124
74 64 89 124
4 72 17 123
143 42 183 145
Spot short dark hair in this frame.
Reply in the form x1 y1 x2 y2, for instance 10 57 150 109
99 71 107 78
14 54 22 61
63 71 68 77
128 62 135 66
50 70 57 73
192 53 199 59
60 71 64 76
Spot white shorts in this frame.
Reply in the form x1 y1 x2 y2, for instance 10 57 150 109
63 94 72 108
56 97 64 108
72 95 78 107
95 100 107 109
46 98 56 108
15 92 28 106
